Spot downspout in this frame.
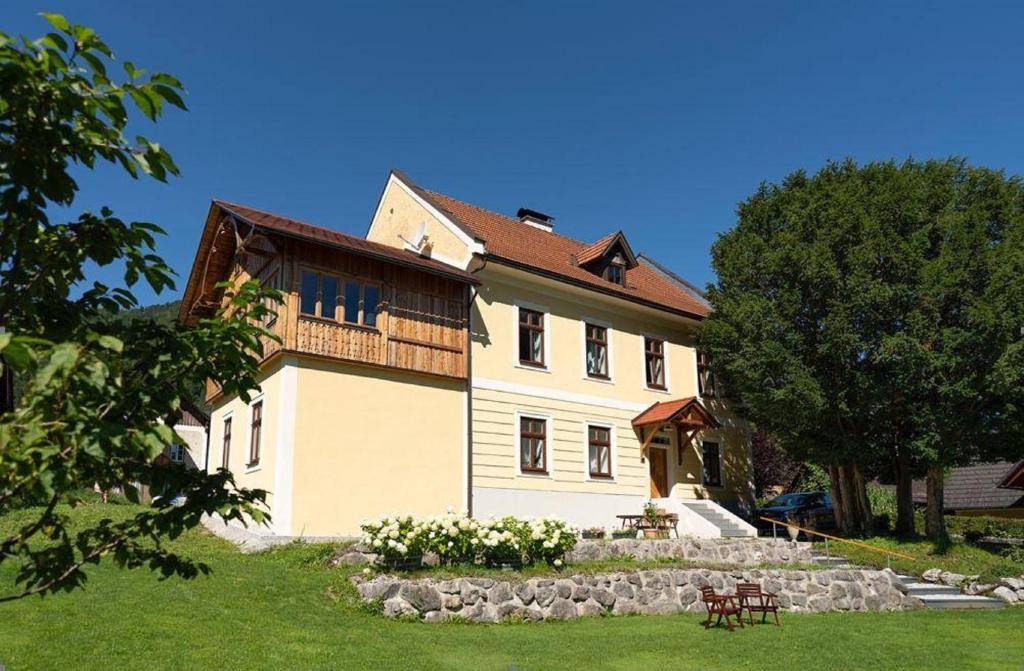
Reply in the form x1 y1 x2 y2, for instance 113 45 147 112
465 252 488 517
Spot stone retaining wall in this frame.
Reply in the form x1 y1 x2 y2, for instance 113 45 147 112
568 538 813 565
353 567 919 622
333 537 814 568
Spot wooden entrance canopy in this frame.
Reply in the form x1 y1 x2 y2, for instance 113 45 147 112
631 397 719 465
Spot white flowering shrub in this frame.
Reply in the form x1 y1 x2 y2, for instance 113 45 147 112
421 510 481 565
360 511 578 570
359 514 427 564
523 516 578 565
476 516 525 566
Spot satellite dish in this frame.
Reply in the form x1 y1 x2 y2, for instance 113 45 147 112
412 221 427 247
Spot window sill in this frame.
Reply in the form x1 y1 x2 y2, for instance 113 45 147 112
245 464 262 474
583 374 615 385
518 470 552 479
586 475 616 483
644 385 671 395
515 362 550 374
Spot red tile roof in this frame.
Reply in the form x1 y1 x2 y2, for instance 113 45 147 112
214 200 479 285
632 397 718 428
408 183 710 319
575 231 637 268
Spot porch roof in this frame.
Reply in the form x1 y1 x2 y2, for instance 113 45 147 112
631 397 719 430
631 397 719 463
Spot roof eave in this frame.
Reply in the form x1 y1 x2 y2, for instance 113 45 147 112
488 256 707 322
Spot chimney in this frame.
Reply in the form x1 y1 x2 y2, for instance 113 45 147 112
517 207 555 232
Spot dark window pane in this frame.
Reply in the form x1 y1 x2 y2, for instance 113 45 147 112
300 271 318 315
320 276 337 320
363 285 379 327
702 442 721 487
519 326 531 362
343 282 360 323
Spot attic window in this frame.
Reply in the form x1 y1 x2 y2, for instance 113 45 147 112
604 253 626 285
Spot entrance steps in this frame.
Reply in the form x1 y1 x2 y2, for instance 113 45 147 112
661 498 756 538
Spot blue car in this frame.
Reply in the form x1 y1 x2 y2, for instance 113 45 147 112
756 491 835 532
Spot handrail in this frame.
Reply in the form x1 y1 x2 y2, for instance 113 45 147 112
758 516 917 563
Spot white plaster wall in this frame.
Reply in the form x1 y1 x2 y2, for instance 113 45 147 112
473 486 646 530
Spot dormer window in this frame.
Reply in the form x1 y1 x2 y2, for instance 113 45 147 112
576 232 637 286
605 255 626 285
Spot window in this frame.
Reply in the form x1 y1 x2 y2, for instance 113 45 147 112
585 323 609 378
249 401 263 466
605 262 624 285
697 351 716 398
300 270 319 316
169 443 186 463
300 270 379 327
645 337 666 389
519 416 547 473
702 441 721 487
343 281 360 323
221 417 232 469
321 276 338 320
588 425 612 478
518 308 545 367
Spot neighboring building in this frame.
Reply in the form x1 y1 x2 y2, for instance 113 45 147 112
911 461 1024 519
178 170 756 537
166 401 210 470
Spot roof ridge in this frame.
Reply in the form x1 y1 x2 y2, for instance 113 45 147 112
422 188 592 247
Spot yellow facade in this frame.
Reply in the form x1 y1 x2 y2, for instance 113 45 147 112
367 176 472 267
290 357 465 536
469 264 753 509
207 357 284 516
208 355 466 537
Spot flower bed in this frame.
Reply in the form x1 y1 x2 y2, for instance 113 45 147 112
360 511 577 570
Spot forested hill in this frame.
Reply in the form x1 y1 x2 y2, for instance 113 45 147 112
111 300 181 324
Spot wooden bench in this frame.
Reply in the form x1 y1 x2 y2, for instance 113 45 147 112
736 582 780 626
700 587 744 631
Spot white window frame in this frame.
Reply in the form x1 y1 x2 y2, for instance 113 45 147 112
245 394 264 474
641 331 672 394
579 316 614 384
512 300 552 373
169 443 186 464
582 420 616 482
514 410 553 478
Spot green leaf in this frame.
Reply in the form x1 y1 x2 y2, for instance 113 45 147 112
40 12 70 32
97 335 124 353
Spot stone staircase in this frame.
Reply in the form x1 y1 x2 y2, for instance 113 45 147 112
895 574 1004 610
808 547 1004 609
678 499 757 538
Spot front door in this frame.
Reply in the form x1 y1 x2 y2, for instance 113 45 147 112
649 448 669 498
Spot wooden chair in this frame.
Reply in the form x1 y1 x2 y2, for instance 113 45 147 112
736 582 780 626
700 586 744 631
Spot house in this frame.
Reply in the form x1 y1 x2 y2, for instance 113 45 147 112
910 461 1024 519
178 170 756 538
166 400 210 470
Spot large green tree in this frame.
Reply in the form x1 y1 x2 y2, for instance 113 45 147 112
0 15 278 600
700 158 1024 539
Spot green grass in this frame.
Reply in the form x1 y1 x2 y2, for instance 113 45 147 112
2 504 1023 670
819 536 1024 582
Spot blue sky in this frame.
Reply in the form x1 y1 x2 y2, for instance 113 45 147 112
5 1 1024 306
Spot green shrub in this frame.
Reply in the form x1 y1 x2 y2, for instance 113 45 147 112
946 515 1024 541
796 464 831 492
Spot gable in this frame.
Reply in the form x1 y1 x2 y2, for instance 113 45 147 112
366 172 476 269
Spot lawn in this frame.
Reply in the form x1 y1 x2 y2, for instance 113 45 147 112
1 504 1022 671
817 536 1024 582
